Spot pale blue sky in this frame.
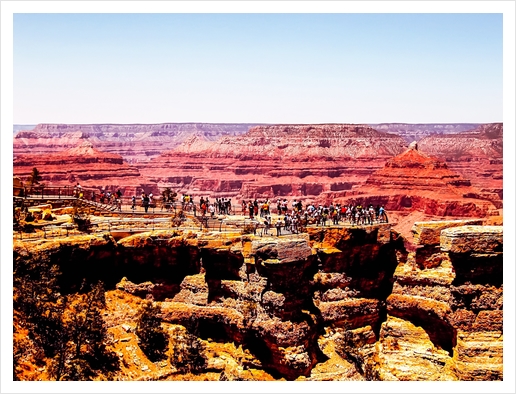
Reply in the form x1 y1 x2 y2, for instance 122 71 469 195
13 12 502 124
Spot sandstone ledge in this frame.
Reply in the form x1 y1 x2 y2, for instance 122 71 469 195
412 219 484 246
440 225 503 254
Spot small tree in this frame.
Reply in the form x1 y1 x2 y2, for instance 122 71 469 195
27 167 42 186
135 301 169 362
50 281 118 381
161 188 177 203
169 329 206 374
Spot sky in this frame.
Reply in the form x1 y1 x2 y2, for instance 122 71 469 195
11 10 504 124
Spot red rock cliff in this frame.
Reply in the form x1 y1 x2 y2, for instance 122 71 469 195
139 124 407 202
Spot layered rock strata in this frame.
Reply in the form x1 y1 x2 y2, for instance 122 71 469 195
13 123 260 162
139 124 407 202
12 141 150 196
338 145 500 216
369 123 482 143
381 222 503 381
417 123 503 200
12 219 503 380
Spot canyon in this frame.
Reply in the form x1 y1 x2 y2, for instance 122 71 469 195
11 121 504 382
13 123 262 163
13 123 502 230
139 124 407 203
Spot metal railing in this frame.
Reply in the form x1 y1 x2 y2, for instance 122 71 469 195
13 213 391 242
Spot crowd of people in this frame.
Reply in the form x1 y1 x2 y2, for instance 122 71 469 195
241 198 388 226
78 185 389 234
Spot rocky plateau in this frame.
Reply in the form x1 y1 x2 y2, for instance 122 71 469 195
13 141 151 197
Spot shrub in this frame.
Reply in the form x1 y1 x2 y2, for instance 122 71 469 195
135 301 169 362
169 330 206 374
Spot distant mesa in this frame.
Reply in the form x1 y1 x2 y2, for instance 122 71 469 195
13 123 262 162
172 123 407 159
418 123 503 160
345 146 501 217
139 124 408 201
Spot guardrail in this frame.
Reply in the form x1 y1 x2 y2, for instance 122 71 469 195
14 213 387 242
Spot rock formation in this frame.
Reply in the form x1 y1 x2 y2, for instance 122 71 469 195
11 122 503 234
385 222 503 380
12 220 503 381
335 144 500 218
369 123 482 143
13 123 260 162
12 140 150 196
417 123 503 201
139 124 407 202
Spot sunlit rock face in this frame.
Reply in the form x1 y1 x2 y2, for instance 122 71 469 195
337 144 501 217
13 220 503 381
140 124 407 202
380 222 503 381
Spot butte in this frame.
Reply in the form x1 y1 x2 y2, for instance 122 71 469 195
339 142 501 239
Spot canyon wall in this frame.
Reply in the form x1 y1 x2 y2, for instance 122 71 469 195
369 123 481 143
417 123 503 200
339 144 501 218
12 141 151 196
140 124 407 202
12 220 503 381
12 122 503 221
13 123 260 162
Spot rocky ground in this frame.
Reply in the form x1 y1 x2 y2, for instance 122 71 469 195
13 209 504 381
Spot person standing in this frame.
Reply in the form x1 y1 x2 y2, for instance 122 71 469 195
275 219 283 236
143 193 150 213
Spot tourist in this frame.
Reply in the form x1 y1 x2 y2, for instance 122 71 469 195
275 219 283 236
253 200 259 217
263 217 270 235
248 201 254 219
142 193 150 213
131 195 136 210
